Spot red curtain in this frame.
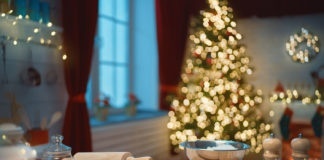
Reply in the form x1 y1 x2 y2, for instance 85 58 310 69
61 0 98 154
155 0 206 110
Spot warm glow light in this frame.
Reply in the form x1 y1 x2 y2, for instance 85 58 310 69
40 38 45 44
62 54 67 60
27 36 32 42
47 22 53 27
58 45 63 50
269 87 321 104
33 28 39 33
51 31 56 36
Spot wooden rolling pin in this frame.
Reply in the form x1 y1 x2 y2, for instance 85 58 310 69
126 156 152 160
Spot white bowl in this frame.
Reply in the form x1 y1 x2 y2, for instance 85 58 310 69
180 140 250 160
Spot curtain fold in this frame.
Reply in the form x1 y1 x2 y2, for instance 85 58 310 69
155 0 206 110
61 0 98 154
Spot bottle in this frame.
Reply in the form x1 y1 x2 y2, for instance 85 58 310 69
42 134 74 160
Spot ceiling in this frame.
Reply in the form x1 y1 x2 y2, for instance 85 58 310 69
228 0 324 18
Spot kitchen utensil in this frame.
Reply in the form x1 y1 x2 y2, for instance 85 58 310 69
47 111 62 129
262 133 282 160
126 157 152 160
291 133 311 160
17 109 31 130
20 47 41 86
5 92 22 124
40 117 47 130
180 140 250 160
74 152 132 160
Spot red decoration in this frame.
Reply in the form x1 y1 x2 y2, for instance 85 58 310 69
193 52 200 58
103 97 110 106
316 105 324 115
71 93 85 103
226 31 233 36
93 96 110 107
129 93 140 104
206 57 212 65
274 81 285 93
283 106 293 117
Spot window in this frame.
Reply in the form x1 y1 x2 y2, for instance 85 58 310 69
87 0 159 112
87 0 130 108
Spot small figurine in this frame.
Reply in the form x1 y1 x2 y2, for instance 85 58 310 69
291 133 311 160
93 96 110 121
126 93 140 116
263 133 282 160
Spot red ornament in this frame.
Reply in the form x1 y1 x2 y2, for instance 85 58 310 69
283 106 293 117
206 58 212 65
103 97 110 106
129 93 140 104
193 52 200 58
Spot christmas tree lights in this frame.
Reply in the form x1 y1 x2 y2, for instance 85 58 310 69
167 0 272 153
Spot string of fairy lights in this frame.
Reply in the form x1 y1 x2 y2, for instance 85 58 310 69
0 10 67 60
269 89 322 104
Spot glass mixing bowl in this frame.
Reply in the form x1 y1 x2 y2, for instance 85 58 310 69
180 140 250 160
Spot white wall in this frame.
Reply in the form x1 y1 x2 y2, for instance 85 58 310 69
0 16 67 135
237 13 324 109
236 13 324 139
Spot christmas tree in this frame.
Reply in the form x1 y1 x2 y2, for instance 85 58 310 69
167 0 272 153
